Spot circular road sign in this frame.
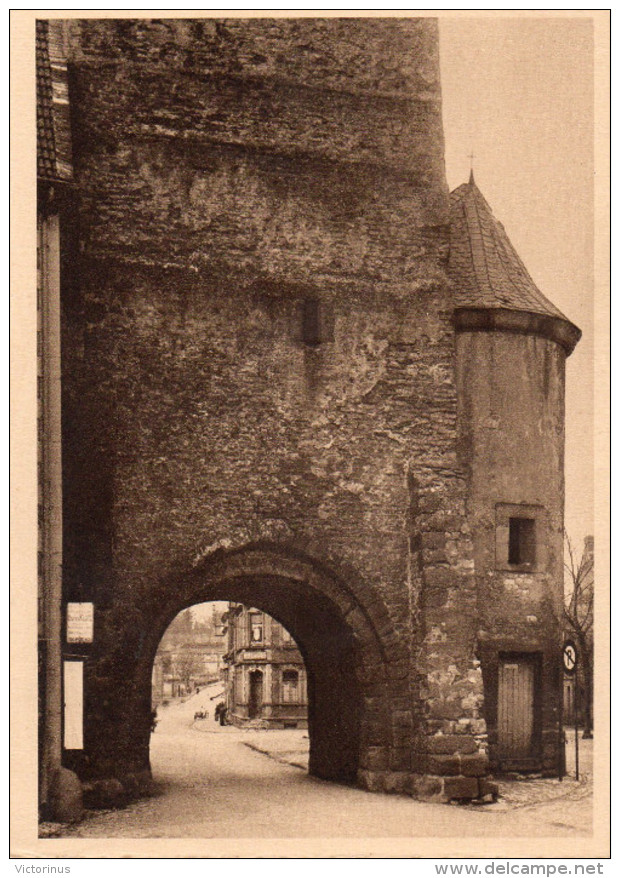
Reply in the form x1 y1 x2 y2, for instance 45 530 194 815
562 640 578 675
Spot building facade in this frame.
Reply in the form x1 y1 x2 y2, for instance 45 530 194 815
223 604 308 728
35 18 581 812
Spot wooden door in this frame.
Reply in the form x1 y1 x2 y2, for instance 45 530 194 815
498 657 535 759
248 670 263 719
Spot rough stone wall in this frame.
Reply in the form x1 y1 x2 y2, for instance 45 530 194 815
456 331 566 773
60 17 486 798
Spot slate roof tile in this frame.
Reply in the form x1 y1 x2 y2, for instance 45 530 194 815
36 20 57 182
448 178 570 322
36 19 72 184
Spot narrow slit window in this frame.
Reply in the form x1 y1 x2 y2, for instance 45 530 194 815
302 297 321 346
508 517 536 566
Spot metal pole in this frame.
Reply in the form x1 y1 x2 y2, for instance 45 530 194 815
574 675 579 781
41 211 64 816
558 659 564 781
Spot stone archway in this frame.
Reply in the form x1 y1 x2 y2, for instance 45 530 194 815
127 543 403 788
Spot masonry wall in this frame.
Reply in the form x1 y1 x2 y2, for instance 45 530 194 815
59 18 486 797
456 331 566 773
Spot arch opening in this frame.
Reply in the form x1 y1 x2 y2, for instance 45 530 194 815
142 558 380 787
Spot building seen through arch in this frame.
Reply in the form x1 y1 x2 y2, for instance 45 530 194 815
223 603 308 729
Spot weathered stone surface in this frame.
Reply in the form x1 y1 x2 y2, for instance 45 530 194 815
382 771 411 794
134 769 158 797
361 746 389 772
389 748 412 772
47 767 83 824
119 773 141 801
456 328 569 774
60 17 476 792
443 776 479 801
412 774 444 800
357 770 386 793
426 754 460 776
82 778 126 810
459 753 488 777
120 771 157 800
424 734 478 755
477 778 499 801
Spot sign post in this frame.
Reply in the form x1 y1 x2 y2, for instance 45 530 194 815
557 662 564 782
562 639 578 781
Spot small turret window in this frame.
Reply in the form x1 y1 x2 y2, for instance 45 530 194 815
508 518 536 566
495 503 546 572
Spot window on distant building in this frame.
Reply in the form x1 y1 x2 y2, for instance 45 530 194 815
249 611 263 644
282 669 299 703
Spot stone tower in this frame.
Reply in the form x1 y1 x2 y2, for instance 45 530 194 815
37 18 579 806
450 177 580 773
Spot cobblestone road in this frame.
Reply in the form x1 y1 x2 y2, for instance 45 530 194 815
55 687 593 840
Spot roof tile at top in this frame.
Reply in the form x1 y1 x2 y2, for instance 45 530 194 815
36 20 56 181
448 177 570 322
36 19 72 184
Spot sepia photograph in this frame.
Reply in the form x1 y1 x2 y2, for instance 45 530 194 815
11 8 609 860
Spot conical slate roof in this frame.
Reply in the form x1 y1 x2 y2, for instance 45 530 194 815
448 176 581 353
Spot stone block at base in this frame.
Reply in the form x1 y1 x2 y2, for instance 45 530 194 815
477 778 499 801
82 778 126 810
459 753 488 777
426 754 461 776
357 769 386 793
48 767 83 823
443 776 480 800
424 735 478 755
412 774 444 800
357 770 488 803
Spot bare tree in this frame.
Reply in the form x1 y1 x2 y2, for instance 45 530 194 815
175 651 203 691
564 532 594 738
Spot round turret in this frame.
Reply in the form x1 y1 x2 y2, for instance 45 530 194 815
450 177 580 773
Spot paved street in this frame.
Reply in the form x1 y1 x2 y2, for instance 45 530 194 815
59 686 592 839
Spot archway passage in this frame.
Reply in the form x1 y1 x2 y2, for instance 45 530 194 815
147 577 361 782
150 599 313 791
149 581 362 783
130 546 397 788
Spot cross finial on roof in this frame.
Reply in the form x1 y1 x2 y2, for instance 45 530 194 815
468 151 475 185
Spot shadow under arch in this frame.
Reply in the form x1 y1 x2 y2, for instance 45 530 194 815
139 543 398 786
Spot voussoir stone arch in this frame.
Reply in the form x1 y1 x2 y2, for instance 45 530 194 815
122 542 406 788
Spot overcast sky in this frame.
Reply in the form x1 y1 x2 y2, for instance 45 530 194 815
439 14 597 553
